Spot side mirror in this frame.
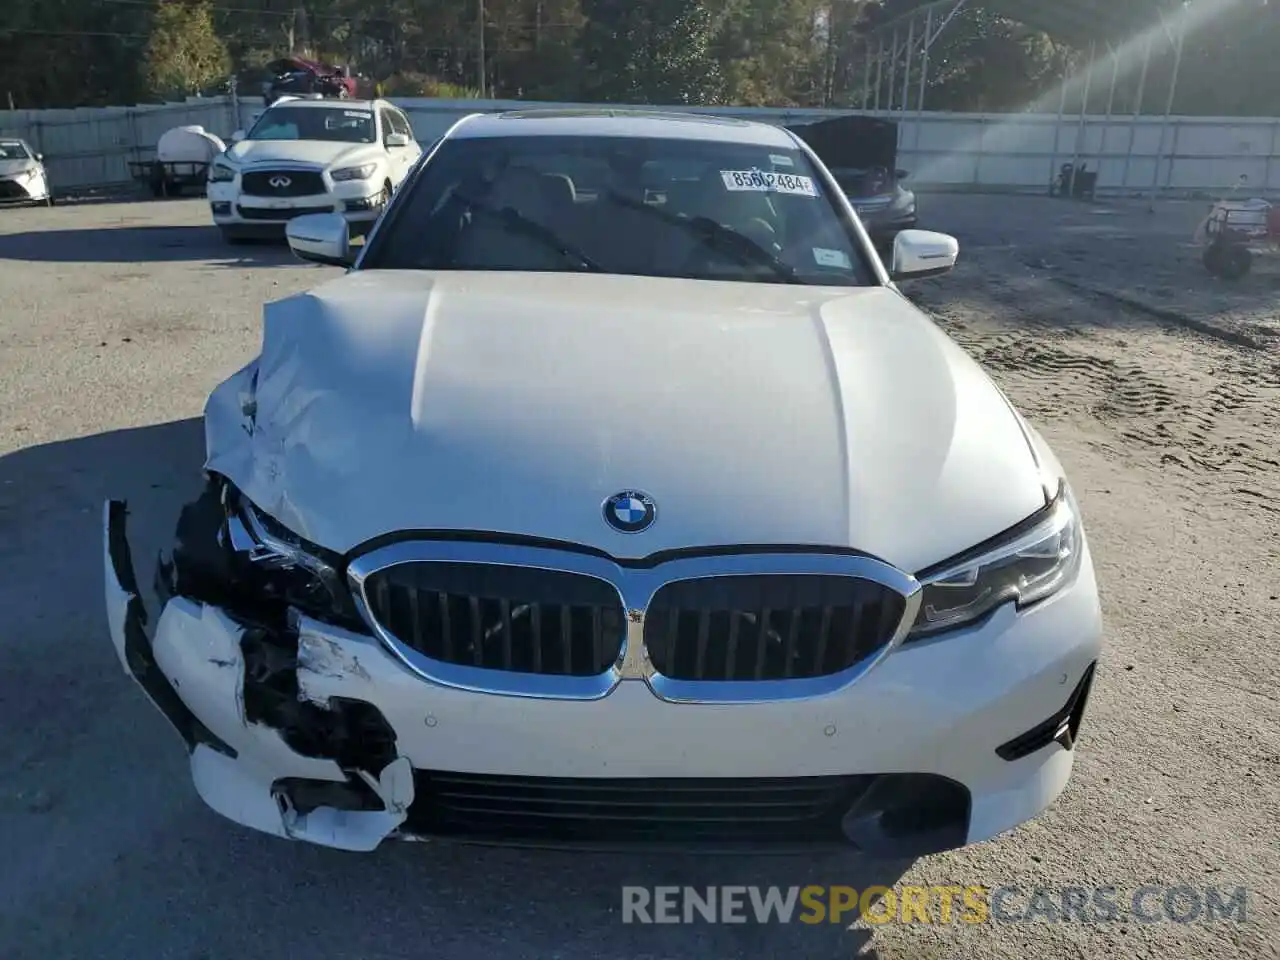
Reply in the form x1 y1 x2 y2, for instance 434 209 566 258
889 229 958 282
385 132 409 149
895 168 909 180
286 213 354 267
35 153 43 162
230 130 246 143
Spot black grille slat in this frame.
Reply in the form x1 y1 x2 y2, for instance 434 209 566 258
782 609 800 679
241 169 326 196
754 607 771 680
694 611 711 680
645 575 906 683
364 563 624 677
235 203 333 220
469 596 483 666
408 771 872 845
725 613 741 679
438 591 453 662
531 604 543 673
813 606 833 676
590 607 602 675
407 588 423 651
560 605 573 673
500 600 514 669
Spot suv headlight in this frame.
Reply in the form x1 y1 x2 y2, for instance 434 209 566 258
908 481 1082 640
209 160 236 183
331 162 377 181
890 190 915 213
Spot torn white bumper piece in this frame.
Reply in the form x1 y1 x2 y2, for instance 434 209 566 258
103 499 413 852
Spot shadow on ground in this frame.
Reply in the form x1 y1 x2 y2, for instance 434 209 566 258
0 224 297 266
0 418 910 960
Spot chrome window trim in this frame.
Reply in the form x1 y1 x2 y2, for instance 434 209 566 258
347 540 922 705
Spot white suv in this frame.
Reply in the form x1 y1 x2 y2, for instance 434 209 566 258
207 98 422 243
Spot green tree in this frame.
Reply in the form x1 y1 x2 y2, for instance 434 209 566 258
580 0 727 104
715 0 829 106
142 1 232 100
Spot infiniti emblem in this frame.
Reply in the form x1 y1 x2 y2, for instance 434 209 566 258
268 175 292 189
603 490 656 534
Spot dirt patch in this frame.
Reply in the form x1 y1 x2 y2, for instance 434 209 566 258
914 194 1280 522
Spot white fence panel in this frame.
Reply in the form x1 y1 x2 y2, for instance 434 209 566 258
0 98 239 191
4 94 1279 196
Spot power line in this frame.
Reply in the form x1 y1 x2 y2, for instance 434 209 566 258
91 0 581 28
0 28 577 55
0 28 149 39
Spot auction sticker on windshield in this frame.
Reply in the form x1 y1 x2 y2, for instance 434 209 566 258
721 170 818 197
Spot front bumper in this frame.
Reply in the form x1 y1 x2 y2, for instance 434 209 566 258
0 170 49 203
104 498 1102 856
207 178 386 229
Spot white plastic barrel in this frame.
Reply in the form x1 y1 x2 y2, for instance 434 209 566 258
156 125 227 164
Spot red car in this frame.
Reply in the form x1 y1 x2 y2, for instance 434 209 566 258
263 57 357 104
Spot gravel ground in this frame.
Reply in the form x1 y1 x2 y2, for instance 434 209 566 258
0 194 1277 960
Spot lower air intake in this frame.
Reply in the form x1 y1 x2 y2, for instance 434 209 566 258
406 771 871 847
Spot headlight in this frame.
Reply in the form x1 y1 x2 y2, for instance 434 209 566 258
209 161 236 183
908 481 1082 640
890 191 915 213
331 162 377 181
220 483 363 628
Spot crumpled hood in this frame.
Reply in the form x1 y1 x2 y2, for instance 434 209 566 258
205 272 1046 572
225 139 372 168
0 159 36 178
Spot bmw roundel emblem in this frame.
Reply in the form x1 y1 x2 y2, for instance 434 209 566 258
603 490 657 534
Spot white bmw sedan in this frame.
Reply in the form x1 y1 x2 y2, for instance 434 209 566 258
105 109 1102 857
206 97 421 242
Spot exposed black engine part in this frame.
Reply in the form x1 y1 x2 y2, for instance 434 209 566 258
160 473 368 633
241 626 398 772
159 477 245 614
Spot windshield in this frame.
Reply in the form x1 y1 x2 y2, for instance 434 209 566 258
363 134 873 286
0 141 31 161
247 106 375 144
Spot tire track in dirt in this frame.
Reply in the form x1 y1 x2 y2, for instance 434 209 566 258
917 276 1280 516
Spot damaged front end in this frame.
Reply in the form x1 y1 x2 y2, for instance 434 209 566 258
102 477 414 851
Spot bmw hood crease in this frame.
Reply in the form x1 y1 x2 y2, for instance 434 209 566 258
206 270 1045 573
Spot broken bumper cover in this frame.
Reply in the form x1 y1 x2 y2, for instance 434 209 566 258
104 500 412 851
104 497 1101 856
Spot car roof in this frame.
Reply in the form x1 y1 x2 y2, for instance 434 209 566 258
266 97 384 111
450 109 800 148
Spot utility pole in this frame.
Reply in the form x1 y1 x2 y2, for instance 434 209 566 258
477 0 487 97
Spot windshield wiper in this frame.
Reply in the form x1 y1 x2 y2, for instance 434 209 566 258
603 189 801 283
456 193 602 272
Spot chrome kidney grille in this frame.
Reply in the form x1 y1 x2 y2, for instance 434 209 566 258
362 562 625 677
643 575 907 682
348 542 921 703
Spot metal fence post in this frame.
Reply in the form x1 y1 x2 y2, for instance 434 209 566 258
1266 118 1279 195
1048 70 1067 194
229 77 240 136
